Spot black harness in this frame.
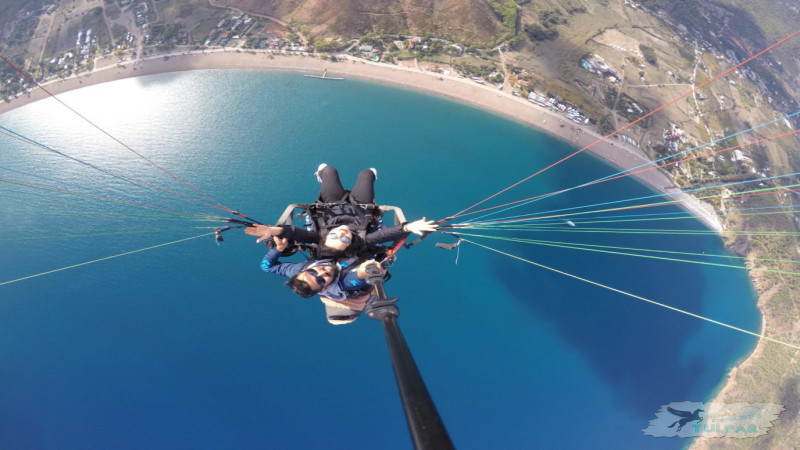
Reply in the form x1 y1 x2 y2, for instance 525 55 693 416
295 191 387 258
307 200 381 239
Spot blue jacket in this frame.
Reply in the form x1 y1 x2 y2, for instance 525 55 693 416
260 248 370 301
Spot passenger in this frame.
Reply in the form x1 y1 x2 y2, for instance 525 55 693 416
244 164 437 258
261 236 385 324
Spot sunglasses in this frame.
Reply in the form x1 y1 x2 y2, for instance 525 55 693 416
327 230 352 244
306 268 328 287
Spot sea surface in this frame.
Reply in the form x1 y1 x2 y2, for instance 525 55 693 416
0 70 760 449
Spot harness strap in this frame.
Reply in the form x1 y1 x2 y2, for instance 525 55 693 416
307 200 382 234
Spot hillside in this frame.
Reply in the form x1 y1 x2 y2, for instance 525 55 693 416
213 0 508 45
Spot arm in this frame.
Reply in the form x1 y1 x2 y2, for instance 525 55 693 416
338 259 386 291
364 218 438 246
340 270 369 290
245 224 319 244
364 223 408 247
278 225 320 244
259 246 304 278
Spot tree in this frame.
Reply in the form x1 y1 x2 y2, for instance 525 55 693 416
524 24 558 41
539 10 565 25
639 45 658 65
507 34 526 50
598 115 614 134
312 39 345 53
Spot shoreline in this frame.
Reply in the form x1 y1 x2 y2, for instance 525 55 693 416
0 49 722 232
5 49 762 438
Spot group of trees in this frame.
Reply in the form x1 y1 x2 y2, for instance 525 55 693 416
452 63 497 78
486 0 518 41
524 23 558 41
0 56 29 99
6 16 38 46
150 24 184 44
311 39 347 53
639 44 658 65
523 7 584 42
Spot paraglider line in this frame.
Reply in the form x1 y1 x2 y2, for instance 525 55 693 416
0 54 247 218
0 126 242 214
0 232 215 286
462 127 799 221
444 28 800 221
460 238 800 351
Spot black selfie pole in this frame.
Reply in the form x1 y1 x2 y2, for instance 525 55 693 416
364 264 454 450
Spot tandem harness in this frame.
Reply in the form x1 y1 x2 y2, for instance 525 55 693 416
271 197 409 264
303 193 383 243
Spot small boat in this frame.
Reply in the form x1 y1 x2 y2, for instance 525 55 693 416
303 68 344 80
565 220 576 227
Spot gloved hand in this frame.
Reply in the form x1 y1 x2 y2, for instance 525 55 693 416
403 218 438 235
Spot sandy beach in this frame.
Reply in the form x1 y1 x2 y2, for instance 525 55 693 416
7 46 779 446
0 49 721 230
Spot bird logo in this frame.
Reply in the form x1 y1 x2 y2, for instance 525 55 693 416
666 406 704 431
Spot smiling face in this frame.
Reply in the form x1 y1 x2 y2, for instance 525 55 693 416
299 264 337 291
323 225 353 251
287 262 341 298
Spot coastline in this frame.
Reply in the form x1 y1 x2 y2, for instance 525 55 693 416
0 49 722 232
5 48 768 441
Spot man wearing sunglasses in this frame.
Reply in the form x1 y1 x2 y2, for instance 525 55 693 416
258 236 387 324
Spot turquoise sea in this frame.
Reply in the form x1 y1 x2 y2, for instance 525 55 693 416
0 70 760 449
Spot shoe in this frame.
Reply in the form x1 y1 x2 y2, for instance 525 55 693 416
369 168 378 180
314 163 328 182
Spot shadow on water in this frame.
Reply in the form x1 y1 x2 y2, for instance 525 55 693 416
482 178 724 419
497 242 707 418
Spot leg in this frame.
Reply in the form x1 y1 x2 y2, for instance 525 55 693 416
317 165 347 203
350 169 376 204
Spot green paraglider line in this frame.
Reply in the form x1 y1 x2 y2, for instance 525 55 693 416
484 207 800 228
463 226 800 237
465 182 800 226
457 168 800 227
455 127 800 221
455 232 800 276
460 237 800 351
444 28 800 221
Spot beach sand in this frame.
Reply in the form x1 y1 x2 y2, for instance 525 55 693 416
9 49 783 444
0 49 722 231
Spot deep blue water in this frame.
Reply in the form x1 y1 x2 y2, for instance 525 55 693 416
0 70 759 449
